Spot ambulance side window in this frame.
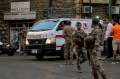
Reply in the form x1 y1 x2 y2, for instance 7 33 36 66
57 21 68 31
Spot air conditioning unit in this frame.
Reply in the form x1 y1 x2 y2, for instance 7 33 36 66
107 6 119 14
83 6 92 13
112 6 119 14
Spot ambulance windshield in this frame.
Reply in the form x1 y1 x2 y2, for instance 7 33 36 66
30 20 58 31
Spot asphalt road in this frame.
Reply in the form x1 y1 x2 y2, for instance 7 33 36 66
0 55 120 79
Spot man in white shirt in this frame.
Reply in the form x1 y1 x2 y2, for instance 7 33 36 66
105 18 113 58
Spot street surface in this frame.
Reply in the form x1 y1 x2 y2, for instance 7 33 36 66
0 55 120 79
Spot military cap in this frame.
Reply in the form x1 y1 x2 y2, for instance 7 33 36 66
66 21 71 26
76 22 82 26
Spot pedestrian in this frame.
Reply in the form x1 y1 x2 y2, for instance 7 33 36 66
105 18 113 58
63 21 75 65
110 18 120 64
85 18 107 79
102 19 108 56
72 22 87 73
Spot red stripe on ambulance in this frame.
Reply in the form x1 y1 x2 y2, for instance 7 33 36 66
56 35 63 37
56 46 61 48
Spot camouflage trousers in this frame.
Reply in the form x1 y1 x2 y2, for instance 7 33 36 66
75 47 86 68
21 38 26 54
88 48 107 79
64 42 73 64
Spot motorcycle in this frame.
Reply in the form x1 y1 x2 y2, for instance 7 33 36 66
0 41 18 56
5 44 15 56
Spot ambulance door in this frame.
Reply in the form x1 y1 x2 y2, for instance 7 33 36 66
55 20 68 51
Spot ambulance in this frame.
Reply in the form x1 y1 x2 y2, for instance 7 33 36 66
25 18 92 60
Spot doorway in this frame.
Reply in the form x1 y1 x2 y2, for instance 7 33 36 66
10 22 33 53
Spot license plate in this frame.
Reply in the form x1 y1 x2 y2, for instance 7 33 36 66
32 49 37 53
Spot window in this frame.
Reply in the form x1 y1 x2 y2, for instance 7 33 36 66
30 20 58 31
57 21 68 31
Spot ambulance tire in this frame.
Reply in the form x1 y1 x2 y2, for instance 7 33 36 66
36 53 43 60
60 45 64 60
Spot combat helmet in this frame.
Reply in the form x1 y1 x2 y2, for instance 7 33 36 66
76 22 82 26
85 35 95 48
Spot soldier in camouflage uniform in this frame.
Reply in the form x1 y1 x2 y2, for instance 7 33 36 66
63 21 75 65
72 22 87 73
18 24 27 55
85 19 107 79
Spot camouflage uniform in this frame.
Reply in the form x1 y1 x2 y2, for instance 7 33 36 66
19 24 27 55
72 29 87 72
85 27 107 79
63 25 75 65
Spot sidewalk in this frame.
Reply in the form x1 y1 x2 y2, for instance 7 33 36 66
101 55 120 61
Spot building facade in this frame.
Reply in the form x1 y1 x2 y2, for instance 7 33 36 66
0 0 76 52
82 0 119 19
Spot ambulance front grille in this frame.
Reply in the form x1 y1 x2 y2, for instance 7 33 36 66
28 39 47 45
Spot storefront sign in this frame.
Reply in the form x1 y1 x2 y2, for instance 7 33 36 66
4 11 36 20
11 2 30 12
83 0 109 4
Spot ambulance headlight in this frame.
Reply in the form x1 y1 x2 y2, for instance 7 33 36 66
26 40 29 45
46 38 55 44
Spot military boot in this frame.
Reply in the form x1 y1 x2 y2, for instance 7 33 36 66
93 76 98 79
101 73 107 79
93 70 99 79
68 60 73 65
76 66 82 73
65 59 69 65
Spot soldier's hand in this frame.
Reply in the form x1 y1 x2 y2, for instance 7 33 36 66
62 34 67 38
92 49 97 56
104 38 108 42
75 45 79 48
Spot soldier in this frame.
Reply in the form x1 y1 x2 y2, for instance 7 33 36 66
19 24 27 55
63 21 75 65
85 19 107 79
72 22 87 73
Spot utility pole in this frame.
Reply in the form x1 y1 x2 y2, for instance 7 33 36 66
75 0 83 18
45 0 49 18
89 0 91 18
109 0 112 19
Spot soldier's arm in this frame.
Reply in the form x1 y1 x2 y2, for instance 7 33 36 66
71 32 76 46
93 29 100 46
83 30 87 38
63 27 67 38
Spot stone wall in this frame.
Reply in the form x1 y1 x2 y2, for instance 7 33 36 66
50 0 76 18
92 4 107 19
0 0 10 43
30 0 46 20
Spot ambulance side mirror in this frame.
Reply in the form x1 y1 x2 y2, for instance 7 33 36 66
56 25 62 31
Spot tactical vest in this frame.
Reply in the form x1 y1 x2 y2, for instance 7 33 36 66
74 30 84 47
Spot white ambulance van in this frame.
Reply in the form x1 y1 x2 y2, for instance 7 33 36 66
25 18 92 60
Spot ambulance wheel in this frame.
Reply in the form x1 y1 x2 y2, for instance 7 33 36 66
60 45 64 59
36 53 43 60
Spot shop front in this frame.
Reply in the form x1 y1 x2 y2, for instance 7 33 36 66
10 21 34 53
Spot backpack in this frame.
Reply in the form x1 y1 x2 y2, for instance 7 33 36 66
85 28 102 48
